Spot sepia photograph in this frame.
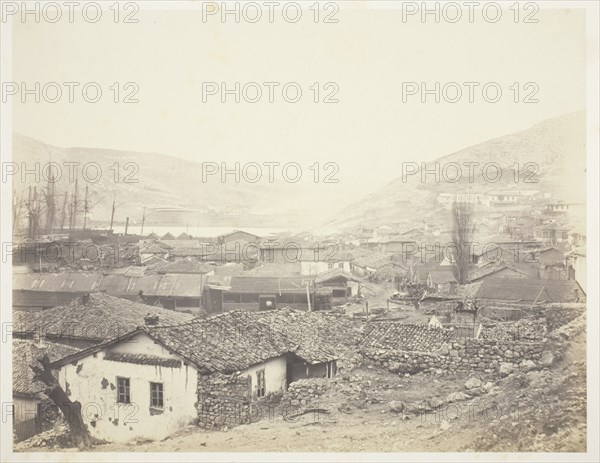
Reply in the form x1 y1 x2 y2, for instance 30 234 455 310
0 1 598 462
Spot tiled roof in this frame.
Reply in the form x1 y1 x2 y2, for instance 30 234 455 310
353 252 395 268
168 248 208 257
13 340 79 396
53 308 364 374
252 308 364 364
104 352 182 368
361 323 457 352
154 260 214 274
140 244 170 254
144 312 292 373
314 269 358 284
468 263 530 282
14 293 195 342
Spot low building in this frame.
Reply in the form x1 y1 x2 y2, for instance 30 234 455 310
12 340 79 441
376 239 418 256
50 309 360 442
217 230 261 244
222 276 316 311
314 269 359 299
14 272 207 310
567 251 587 293
139 242 171 263
533 222 570 243
474 277 586 305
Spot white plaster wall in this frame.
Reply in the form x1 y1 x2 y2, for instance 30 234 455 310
301 261 329 276
58 332 198 443
241 356 287 398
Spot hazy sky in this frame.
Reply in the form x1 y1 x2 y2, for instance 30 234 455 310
9 2 588 210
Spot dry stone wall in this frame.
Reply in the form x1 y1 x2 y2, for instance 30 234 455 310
196 372 253 428
364 338 547 377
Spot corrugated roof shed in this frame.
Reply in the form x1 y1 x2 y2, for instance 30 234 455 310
475 278 585 304
228 276 313 294
13 272 206 306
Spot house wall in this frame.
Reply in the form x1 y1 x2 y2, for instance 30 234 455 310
301 261 329 275
196 356 287 428
241 356 288 399
13 396 39 424
58 333 199 443
220 231 260 243
538 249 564 266
573 255 587 292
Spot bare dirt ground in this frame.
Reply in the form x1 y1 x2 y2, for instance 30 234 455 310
18 312 586 454
26 330 582 453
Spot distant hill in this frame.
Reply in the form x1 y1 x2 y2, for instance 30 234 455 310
11 133 298 230
325 111 586 231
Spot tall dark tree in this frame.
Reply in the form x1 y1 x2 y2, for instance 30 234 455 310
31 355 95 449
450 201 475 284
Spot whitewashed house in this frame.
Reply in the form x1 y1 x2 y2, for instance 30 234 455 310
50 308 356 441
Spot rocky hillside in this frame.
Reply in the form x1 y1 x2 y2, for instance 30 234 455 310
326 111 586 231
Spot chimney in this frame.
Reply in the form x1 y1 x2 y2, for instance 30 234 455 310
144 313 159 326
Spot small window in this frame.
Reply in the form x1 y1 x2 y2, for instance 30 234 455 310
256 370 266 398
150 382 164 408
117 377 130 404
326 361 337 379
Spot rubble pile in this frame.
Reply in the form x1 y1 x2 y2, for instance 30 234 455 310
540 304 586 331
17 422 72 449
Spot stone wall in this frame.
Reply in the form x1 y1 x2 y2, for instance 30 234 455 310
280 378 331 417
364 338 546 377
197 372 253 428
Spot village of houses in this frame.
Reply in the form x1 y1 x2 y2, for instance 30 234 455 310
11 188 587 452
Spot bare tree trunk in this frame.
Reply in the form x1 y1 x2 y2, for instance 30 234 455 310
451 202 475 284
31 354 94 449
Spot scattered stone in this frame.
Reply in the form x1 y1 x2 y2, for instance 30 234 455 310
539 351 555 368
445 391 469 403
520 359 537 372
465 377 483 390
499 363 515 377
388 401 405 413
